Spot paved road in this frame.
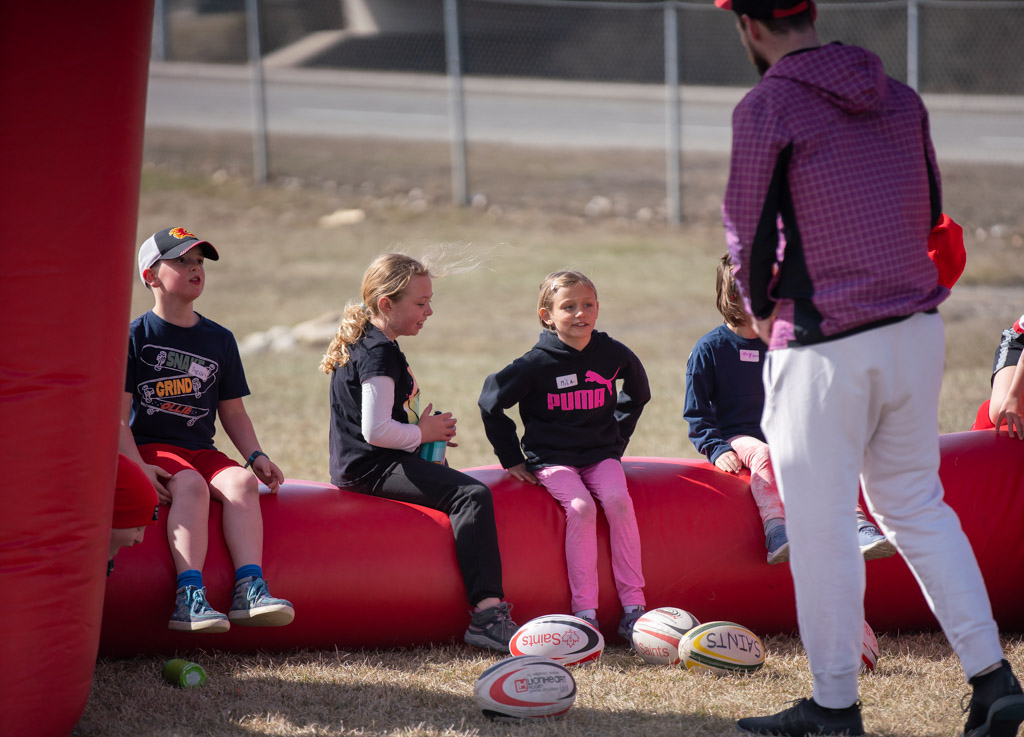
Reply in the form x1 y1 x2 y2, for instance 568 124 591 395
147 63 1024 164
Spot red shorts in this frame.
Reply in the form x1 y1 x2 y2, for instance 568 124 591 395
137 444 239 484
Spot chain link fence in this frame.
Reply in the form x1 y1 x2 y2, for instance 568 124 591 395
147 0 1024 225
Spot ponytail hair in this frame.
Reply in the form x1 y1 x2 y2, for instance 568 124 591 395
716 252 751 330
319 253 431 373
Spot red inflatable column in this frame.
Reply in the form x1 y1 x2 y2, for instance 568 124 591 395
0 3 153 735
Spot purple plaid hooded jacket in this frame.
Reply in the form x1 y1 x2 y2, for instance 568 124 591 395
724 43 949 349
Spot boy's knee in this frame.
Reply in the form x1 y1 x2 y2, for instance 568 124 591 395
217 467 260 502
168 469 208 500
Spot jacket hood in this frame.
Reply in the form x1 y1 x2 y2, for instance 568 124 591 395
534 329 596 357
766 42 888 115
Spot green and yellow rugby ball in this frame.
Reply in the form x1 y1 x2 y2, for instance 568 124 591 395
680 621 765 675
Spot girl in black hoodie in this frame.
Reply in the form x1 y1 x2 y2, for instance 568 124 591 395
479 270 651 642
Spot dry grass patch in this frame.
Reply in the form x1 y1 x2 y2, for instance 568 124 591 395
78 638 1024 736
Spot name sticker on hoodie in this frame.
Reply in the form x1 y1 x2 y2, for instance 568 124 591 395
556 374 578 389
740 350 760 363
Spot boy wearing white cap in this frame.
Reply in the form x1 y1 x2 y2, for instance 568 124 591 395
119 227 294 633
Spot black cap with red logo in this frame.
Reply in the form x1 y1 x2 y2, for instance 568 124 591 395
714 0 816 21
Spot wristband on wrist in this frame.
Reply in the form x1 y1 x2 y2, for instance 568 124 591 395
244 450 268 469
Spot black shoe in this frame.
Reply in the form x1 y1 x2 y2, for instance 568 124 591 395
464 602 517 652
963 660 1024 737
737 698 864 736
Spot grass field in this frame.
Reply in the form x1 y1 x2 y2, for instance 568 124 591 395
75 132 1024 736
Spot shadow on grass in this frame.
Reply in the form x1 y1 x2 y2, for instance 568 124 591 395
78 646 750 737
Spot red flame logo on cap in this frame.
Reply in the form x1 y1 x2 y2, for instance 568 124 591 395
168 227 196 240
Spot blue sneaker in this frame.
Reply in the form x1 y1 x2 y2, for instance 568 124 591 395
228 576 295 627
766 526 790 565
858 524 897 561
168 585 230 633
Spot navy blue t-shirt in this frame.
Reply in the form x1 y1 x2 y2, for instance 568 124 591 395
683 323 767 464
125 311 249 450
328 324 420 486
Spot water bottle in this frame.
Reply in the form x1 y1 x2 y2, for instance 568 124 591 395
162 659 207 688
418 411 447 464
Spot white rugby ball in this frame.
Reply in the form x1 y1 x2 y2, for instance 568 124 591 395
861 620 879 673
631 607 701 665
680 621 765 675
509 614 604 666
473 655 576 721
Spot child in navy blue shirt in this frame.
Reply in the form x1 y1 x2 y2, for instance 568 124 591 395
120 227 294 633
684 254 894 564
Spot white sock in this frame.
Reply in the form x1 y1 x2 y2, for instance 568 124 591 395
574 609 596 620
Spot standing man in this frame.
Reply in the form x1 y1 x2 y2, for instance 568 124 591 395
716 1 1024 735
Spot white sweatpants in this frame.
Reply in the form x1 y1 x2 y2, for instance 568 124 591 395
762 311 1003 708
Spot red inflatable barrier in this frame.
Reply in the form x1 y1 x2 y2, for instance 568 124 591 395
0 2 153 735
99 431 1024 656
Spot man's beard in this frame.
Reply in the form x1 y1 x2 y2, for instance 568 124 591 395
748 46 770 76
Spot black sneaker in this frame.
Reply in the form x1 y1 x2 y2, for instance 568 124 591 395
464 602 517 651
737 697 864 736
963 660 1024 737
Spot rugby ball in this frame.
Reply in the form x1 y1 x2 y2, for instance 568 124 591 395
473 655 576 721
680 621 765 675
861 620 879 673
509 614 604 666
631 607 701 666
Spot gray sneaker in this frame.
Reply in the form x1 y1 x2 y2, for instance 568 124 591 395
858 524 897 561
168 585 230 633
228 576 295 627
464 602 517 651
618 607 645 643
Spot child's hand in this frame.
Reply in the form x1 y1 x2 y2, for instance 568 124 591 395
252 455 284 493
418 403 457 444
145 464 173 504
507 463 539 485
995 395 1024 440
714 451 743 474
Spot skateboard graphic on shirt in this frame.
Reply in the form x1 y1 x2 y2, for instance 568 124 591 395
136 344 219 426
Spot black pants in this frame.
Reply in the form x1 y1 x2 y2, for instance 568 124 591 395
359 456 505 606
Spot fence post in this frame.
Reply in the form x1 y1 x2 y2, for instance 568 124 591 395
246 0 269 184
444 0 469 206
151 0 168 61
664 2 681 226
907 0 919 91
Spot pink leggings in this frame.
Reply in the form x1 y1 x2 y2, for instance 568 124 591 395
535 458 645 613
728 435 785 525
728 435 869 527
